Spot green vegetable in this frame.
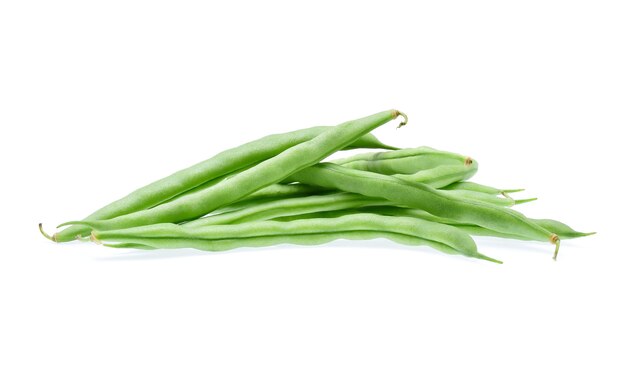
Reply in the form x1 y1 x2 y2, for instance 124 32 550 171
90 213 500 263
58 110 407 232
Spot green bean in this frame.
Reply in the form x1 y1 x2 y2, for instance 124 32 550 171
166 146 475 208
242 183 329 201
60 110 408 232
437 189 516 207
91 213 499 263
362 207 593 239
104 232 492 260
528 219 595 239
331 146 472 174
443 181 524 196
184 192 388 227
214 162 479 216
286 163 562 258
393 163 477 189
49 125 397 242
273 207 593 241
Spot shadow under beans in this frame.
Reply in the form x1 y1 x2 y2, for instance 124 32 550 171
94 238 483 264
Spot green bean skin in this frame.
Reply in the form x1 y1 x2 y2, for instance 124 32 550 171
53 125 397 242
274 207 592 242
210 162 479 216
288 163 558 245
394 163 478 189
168 147 473 207
354 207 590 240
529 219 595 239
92 213 500 262
437 189 515 207
443 181 525 196
243 183 327 200
332 146 470 174
102 232 454 253
344 133 398 151
62 110 406 232
184 192 388 227
442 181 503 195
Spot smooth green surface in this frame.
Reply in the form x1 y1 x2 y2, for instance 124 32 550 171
54 125 396 241
94 213 499 262
63 110 405 231
288 163 556 243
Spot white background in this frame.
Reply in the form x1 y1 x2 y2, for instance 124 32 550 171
1 1 624 374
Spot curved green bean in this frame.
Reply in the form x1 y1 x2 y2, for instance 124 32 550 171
286 163 561 258
50 125 397 242
91 213 499 263
60 110 407 232
184 192 388 227
393 163 477 189
443 181 524 196
272 207 593 241
331 146 472 174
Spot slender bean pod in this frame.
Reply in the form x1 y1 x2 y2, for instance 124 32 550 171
272 206 593 241
60 110 407 232
50 125 397 242
91 213 499 263
184 192 388 227
286 163 561 257
331 146 471 174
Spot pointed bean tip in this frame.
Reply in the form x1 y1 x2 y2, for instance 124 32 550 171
477 253 503 264
57 221 81 229
90 231 101 245
39 223 57 242
393 110 408 128
551 235 561 260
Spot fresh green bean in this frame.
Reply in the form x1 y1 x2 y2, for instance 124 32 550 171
184 192 388 227
360 207 593 239
103 232 488 260
60 110 407 232
393 163 477 189
214 162 478 216
50 125 397 242
91 213 499 263
166 146 475 207
331 146 472 174
286 163 561 257
437 189 516 207
443 181 524 196
273 207 593 241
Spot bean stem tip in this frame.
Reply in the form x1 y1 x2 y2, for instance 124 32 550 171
90 232 101 245
551 234 561 261
393 110 408 128
39 223 57 242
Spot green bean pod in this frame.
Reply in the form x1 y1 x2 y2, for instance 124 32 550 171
393 162 477 189
437 189 516 207
286 163 561 257
51 125 397 242
184 192 388 227
272 207 593 241
103 232 486 260
331 146 471 174
91 213 499 263
443 181 524 196
60 110 407 232
217 162 479 215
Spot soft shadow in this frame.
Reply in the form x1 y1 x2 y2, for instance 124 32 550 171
94 238 489 264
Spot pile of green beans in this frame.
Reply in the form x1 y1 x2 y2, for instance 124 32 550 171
40 109 593 263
